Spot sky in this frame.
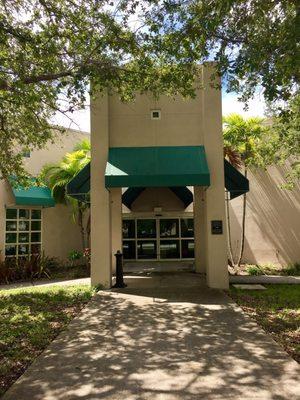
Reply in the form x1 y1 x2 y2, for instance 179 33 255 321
53 91 267 134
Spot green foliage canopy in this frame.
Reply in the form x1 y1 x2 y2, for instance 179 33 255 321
223 114 271 168
0 0 299 180
40 140 90 204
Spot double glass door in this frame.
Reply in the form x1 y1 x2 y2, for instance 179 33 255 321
122 217 194 260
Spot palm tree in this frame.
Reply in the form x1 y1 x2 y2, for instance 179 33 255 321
223 114 269 268
40 140 91 252
223 145 242 268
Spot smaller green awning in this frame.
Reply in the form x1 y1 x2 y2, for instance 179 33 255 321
105 146 210 188
224 159 249 199
66 163 90 202
11 184 55 207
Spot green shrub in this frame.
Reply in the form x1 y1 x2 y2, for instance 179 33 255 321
246 265 262 276
0 254 59 284
284 262 300 276
68 250 83 266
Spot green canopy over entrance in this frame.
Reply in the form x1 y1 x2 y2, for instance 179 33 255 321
105 146 210 188
66 147 249 206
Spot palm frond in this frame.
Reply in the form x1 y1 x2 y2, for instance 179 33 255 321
223 146 242 169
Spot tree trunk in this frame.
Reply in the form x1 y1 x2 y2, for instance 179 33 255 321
225 191 235 269
237 167 248 266
86 211 91 248
77 207 86 252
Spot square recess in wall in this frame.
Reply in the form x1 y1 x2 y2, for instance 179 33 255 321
151 109 161 120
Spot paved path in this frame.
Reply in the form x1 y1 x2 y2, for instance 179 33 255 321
2 272 298 292
230 274 300 284
3 273 299 400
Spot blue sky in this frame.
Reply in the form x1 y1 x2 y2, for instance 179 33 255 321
53 91 266 133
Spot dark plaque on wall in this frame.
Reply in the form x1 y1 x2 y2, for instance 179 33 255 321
211 220 223 235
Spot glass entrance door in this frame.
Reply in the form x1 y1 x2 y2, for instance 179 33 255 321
122 217 195 260
137 219 157 259
159 219 180 259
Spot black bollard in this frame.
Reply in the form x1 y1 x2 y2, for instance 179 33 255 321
113 250 127 288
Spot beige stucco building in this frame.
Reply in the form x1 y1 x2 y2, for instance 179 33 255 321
67 63 299 288
1 65 299 284
68 64 246 289
0 128 89 263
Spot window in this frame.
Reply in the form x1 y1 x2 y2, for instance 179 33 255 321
122 217 195 261
160 240 180 259
151 109 161 120
122 219 135 238
181 218 194 238
160 219 179 238
5 208 42 259
22 150 31 158
122 240 136 260
137 240 157 259
181 240 194 258
137 219 156 238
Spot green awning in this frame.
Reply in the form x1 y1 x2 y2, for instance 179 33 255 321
67 149 249 205
224 159 249 199
66 163 90 202
122 160 249 208
12 185 55 207
105 146 210 188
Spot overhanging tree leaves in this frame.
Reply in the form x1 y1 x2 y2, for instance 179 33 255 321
147 0 299 102
0 0 299 180
0 0 199 180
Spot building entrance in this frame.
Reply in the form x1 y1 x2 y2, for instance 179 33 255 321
122 217 195 261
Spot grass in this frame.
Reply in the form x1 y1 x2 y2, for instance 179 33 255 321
230 284 300 363
0 284 94 396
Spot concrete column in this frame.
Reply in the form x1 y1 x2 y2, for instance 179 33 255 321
110 187 122 274
90 91 112 288
194 186 206 273
202 63 229 289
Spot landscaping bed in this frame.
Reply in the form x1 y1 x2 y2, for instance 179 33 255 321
230 284 300 363
0 285 94 396
0 255 89 285
230 262 300 276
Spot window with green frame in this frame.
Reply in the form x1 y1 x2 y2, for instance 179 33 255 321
5 208 42 259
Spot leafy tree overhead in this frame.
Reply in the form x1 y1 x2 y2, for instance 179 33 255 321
0 0 299 179
150 0 299 103
266 93 300 188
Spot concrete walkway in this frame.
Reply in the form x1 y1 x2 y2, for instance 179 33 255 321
3 273 299 400
1 272 299 291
